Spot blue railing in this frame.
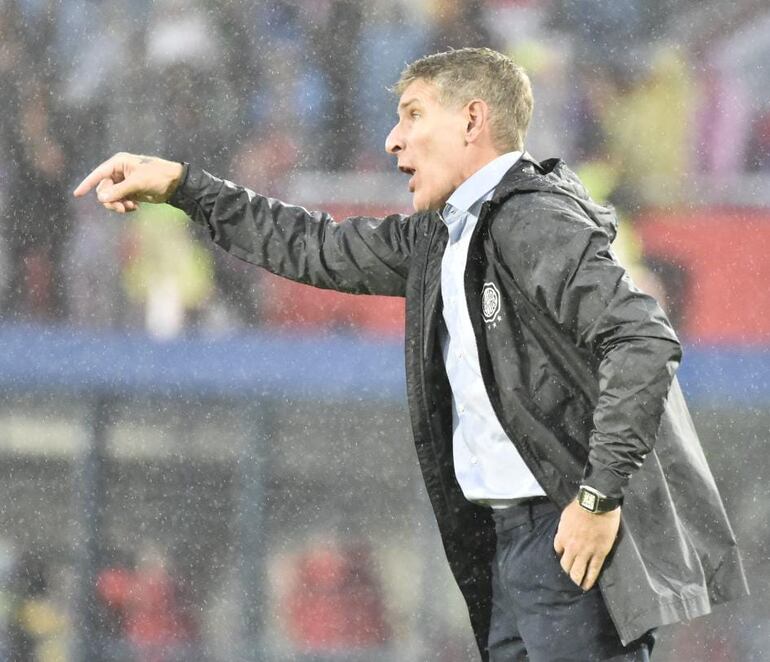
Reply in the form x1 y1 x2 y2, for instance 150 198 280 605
0 324 767 405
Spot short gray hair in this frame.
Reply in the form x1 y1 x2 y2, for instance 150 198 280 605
393 47 534 152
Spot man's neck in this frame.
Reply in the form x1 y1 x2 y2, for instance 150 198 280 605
444 151 523 216
459 148 506 183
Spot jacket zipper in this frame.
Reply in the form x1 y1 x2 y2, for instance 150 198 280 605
417 218 458 527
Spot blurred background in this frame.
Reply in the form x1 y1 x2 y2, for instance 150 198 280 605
0 0 769 660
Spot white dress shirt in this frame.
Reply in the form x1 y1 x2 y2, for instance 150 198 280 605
440 151 546 503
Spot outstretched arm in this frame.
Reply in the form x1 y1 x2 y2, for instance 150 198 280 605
74 153 419 297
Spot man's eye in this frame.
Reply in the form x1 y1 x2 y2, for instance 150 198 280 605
410 110 421 119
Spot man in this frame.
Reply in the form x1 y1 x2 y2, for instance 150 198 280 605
74 48 748 661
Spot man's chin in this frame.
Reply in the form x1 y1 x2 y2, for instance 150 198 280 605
411 195 442 213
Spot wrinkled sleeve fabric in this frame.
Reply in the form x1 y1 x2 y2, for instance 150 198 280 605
495 197 682 500
168 164 418 297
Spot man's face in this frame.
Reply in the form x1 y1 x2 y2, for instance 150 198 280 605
385 79 468 212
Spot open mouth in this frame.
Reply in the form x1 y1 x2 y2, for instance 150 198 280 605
399 165 416 192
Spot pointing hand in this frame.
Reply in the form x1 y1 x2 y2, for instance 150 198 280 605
73 152 184 214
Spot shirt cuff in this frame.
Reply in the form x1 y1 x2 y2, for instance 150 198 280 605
167 162 191 208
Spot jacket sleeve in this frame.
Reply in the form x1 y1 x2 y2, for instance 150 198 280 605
168 164 418 297
495 199 682 500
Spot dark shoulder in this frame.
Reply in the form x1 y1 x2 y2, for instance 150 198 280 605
488 189 599 248
379 209 440 255
408 210 442 241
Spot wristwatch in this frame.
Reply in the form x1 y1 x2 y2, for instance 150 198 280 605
577 485 621 513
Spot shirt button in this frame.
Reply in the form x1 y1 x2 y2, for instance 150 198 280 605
456 351 463 360
470 456 478 465
459 404 466 413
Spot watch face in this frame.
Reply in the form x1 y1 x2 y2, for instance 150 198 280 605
579 490 598 512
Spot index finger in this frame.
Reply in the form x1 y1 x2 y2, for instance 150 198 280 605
73 155 123 198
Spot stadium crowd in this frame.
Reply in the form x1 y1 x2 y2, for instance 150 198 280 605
1 0 769 336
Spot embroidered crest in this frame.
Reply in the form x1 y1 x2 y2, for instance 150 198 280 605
481 282 501 325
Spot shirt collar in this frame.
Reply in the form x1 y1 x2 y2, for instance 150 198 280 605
444 151 523 216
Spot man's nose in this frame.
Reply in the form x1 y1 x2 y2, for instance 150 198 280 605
385 125 403 155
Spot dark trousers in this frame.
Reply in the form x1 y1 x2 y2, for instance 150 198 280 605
488 498 656 662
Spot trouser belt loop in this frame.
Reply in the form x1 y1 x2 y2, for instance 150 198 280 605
528 499 540 530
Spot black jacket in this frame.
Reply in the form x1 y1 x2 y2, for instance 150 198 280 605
170 154 749 659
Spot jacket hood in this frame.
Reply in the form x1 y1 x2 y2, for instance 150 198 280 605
493 153 619 242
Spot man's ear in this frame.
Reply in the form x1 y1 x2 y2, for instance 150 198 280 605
465 99 490 143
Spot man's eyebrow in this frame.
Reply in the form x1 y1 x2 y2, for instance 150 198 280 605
398 98 421 112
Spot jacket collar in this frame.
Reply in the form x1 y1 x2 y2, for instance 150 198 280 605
490 152 560 202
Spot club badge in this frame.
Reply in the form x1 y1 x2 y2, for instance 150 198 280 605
481 282 501 326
